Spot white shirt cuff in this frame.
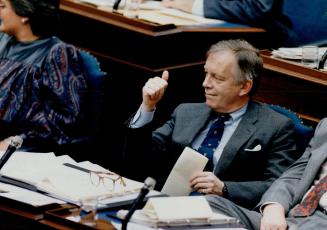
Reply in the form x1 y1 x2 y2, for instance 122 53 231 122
192 0 204 16
129 107 155 128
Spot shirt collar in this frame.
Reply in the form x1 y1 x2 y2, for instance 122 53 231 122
228 102 248 122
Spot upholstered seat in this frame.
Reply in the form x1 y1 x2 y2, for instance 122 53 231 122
267 104 314 157
56 50 107 160
76 50 106 140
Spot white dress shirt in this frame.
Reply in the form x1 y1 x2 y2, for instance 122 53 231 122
191 105 247 168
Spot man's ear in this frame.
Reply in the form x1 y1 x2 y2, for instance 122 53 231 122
239 80 253 96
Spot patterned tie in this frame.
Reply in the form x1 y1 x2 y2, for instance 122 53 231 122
290 174 327 217
197 114 230 164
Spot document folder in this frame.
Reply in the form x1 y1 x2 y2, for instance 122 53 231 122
0 151 144 205
117 196 239 228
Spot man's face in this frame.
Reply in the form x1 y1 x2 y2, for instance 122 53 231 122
203 51 249 113
0 0 23 36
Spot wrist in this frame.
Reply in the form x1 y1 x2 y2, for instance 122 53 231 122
141 103 155 112
222 183 228 197
263 203 284 216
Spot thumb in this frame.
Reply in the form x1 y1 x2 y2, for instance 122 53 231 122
162 70 169 82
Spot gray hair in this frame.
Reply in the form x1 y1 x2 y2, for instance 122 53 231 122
207 39 263 95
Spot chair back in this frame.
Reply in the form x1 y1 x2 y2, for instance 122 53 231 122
267 104 314 157
79 50 107 134
75 50 106 143
283 0 327 45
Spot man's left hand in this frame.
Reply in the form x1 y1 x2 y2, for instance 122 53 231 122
189 171 224 195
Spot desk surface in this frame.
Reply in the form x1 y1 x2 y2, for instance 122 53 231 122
60 0 265 37
260 50 327 86
0 201 116 230
59 0 268 70
0 200 245 229
255 51 327 124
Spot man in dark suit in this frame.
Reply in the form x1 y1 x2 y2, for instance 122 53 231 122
207 118 327 230
155 0 298 47
123 39 296 209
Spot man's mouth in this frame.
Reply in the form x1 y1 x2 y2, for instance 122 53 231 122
205 93 216 97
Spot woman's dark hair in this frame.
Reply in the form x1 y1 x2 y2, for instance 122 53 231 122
10 0 59 37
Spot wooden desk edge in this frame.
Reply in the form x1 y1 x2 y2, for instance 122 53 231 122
181 26 265 33
60 0 181 36
0 203 43 221
60 0 266 36
260 50 327 85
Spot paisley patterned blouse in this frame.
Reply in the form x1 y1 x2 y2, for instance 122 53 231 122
0 33 87 145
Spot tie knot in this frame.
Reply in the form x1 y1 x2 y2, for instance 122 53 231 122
211 113 230 122
219 113 230 120
210 111 231 121
209 114 230 131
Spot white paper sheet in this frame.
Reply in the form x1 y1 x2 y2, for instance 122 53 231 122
0 182 65 206
161 147 208 196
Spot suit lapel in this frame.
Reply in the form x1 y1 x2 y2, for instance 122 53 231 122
291 120 327 204
179 104 212 146
214 102 258 176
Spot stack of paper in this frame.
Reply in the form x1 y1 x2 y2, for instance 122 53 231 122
78 0 164 9
78 0 116 7
0 151 144 204
138 8 224 26
0 181 65 207
272 47 327 60
80 0 224 26
117 196 238 228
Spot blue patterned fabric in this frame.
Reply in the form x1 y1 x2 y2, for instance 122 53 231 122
0 33 87 145
197 114 230 164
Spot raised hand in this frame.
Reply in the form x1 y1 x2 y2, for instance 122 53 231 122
141 70 169 112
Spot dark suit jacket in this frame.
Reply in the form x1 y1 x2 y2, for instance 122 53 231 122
257 118 327 214
203 0 299 47
123 101 296 209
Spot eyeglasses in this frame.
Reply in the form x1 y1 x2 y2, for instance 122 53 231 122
89 170 126 192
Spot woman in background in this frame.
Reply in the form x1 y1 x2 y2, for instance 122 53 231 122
0 0 87 150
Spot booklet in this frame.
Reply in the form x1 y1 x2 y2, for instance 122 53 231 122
117 196 238 228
